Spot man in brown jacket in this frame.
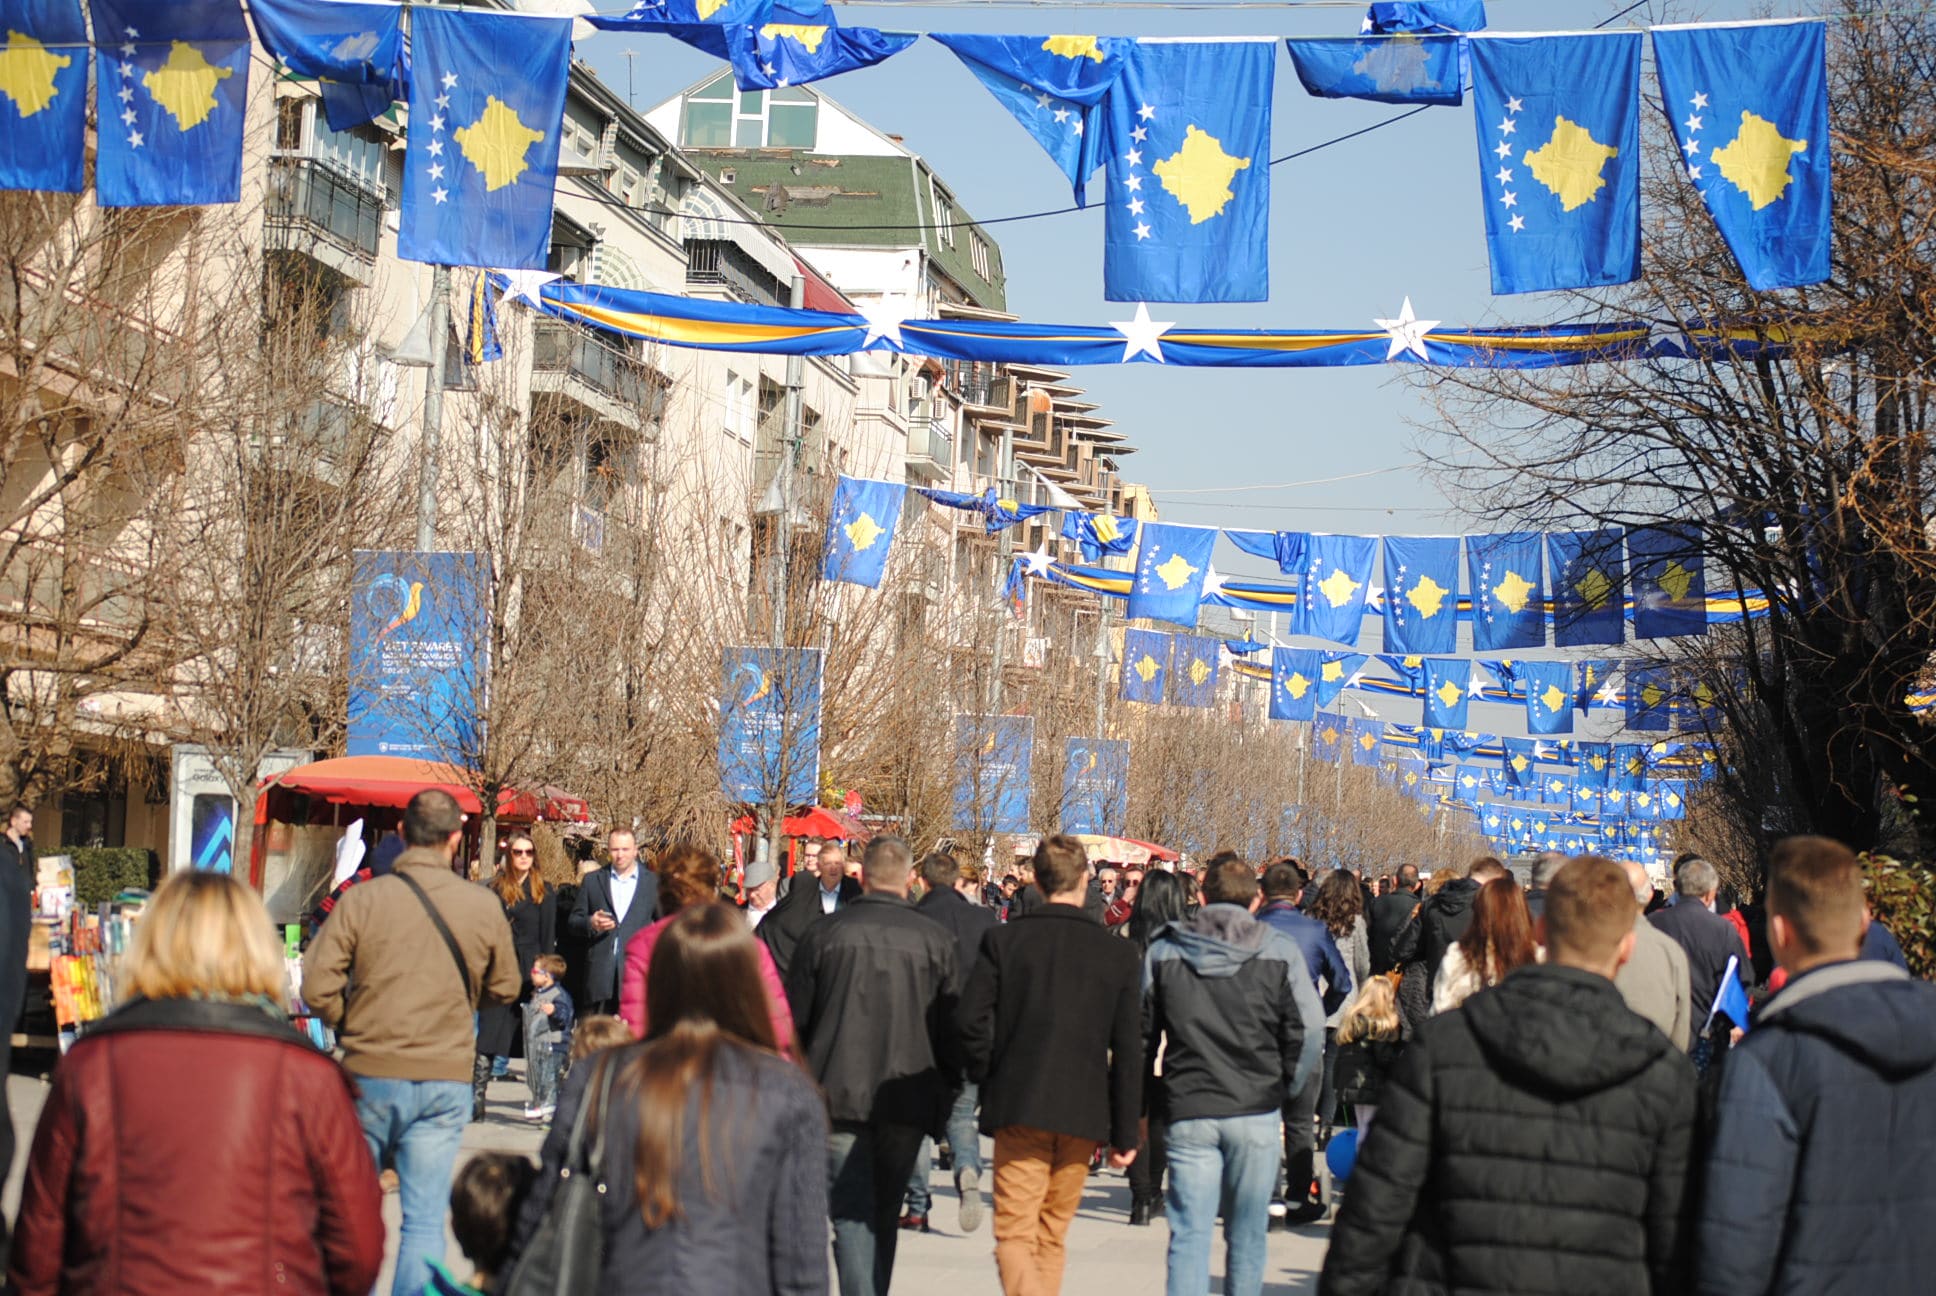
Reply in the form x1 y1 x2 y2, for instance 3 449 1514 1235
304 789 519 1296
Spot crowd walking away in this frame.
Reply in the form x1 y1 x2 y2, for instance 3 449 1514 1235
10 789 1936 1296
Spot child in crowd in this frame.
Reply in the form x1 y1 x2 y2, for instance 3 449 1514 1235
568 1012 633 1064
521 954 574 1121
1333 974 1407 1142
425 1152 537 1295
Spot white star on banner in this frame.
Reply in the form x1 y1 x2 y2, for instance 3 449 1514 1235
1500 191 1517 208
1020 544 1056 577
1374 297 1440 363
1053 107 1070 124
1201 565 1225 598
1137 102 1156 121
1035 91 1052 109
117 84 132 102
1072 119 1083 137
1125 174 1142 191
120 108 135 126
1131 125 1147 143
1127 197 1144 215
1493 139 1512 159
442 70 459 89
1690 91 1709 109
1506 96 1524 114
428 114 445 132
427 162 445 181
1683 138 1701 155
436 93 450 110
431 186 449 204
1132 221 1152 240
1688 165 1703 181
1509 214 1526 233
127 129 143 149
428 138 443 156
1498 117 1516 135
1125 148 1142 166
499 270 563 308
858 297 914 349
1495 167 1513 184
1110 302 1175 363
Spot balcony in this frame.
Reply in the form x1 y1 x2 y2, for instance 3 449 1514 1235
684 239 787 307
264 156 383 282
530 321 664 440
953 367 1013 415
905 415 953 481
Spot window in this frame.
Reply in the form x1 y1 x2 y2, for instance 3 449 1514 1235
686 75 819 150
685 73 735 147
723 369 755 444
934 194 956 248
970 235 991 281
561 112 601 166
767 86 817 147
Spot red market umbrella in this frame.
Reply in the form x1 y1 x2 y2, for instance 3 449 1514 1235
1070 834 1180 866
728 806 873 843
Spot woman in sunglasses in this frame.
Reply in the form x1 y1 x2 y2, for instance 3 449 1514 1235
472 833 557 1121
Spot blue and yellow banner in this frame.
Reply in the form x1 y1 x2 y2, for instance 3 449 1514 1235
822 476 906 588
0 1 87 193
955 714 1034 834
1063 737 1129 836
91 0 251 206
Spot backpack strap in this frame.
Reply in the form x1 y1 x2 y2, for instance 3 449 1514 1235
395 871 475 1007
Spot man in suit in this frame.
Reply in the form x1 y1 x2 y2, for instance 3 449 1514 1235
759 837 861 981
909 851 999 1233
568 827 660 1016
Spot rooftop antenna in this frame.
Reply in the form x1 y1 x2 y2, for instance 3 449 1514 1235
623 48 638 109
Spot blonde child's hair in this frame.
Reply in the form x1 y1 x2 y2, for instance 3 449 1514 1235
1336 974 1403 1046
569 1013 634 1062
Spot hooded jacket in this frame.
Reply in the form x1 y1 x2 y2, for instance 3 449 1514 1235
1142 904 1324 1122
1321 964 1696 1296
1389 877 1480 989
1695 960 1936 1296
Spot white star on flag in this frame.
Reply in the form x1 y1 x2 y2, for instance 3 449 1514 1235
858 297 914 349
1137 102 1156 120
1506 96 1524 114
127 129 143 149
1131 125 1147 143
1110 303 1175 364
1201 565 1225 598
1509 214 1526 233
1374 297 1440 363
427 162 445 181
431 187 449 204
1127 197 1144 215
1125 149 1142 166
499 269 564 308
1019 543 1056 577
1053 107 1070 124
1691 91 1709 109
1132 221 1152 241
442 70 459 89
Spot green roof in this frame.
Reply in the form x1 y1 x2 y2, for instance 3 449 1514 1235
682 150 1007 312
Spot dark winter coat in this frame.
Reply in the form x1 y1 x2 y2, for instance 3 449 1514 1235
1368 888 1421 974
1256 899 1354 1015
1334 1034 1406 1108
957 904 1143 1149
568 866 660 1006
916 885 998 976
1142 904 1324 1122
786 892 961 1131
1388 877 1480 988
9 998 384 1296
1695 960 1936 1296
756 872 860 981
477 881 556 1057
1650 898 1751 1022
1320 964 1697 1296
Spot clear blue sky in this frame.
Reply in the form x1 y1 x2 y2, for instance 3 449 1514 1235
582 0 1782 584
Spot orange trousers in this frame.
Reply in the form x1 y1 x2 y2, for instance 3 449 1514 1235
991 1126 1098 1296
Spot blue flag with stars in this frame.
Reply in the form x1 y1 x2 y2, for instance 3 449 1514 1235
932 34 1128 205
1612 743 1648 792
1423 658 1471 730
1628 525 1707 639
248 0 408 132
1128 522 1215 627
0 1 88 192
1121 628 1170 704
1575 659 1614 713
1501 737 1539 787
1651 22 1830 290
1626 666 1674 732
1467 531 1546 651
822 476 905 588
1271 648 1321 722
695 24 917 93
1170 635 1221 709
1572 782 1601 814
1103 40 1274 303
400 7 571 270
1317 652 1367 707
1294 534 1377 646
1348 719 1385 767
90 0 251 206
1522 659 1575 735
1285 36 1463 107
1060 510 1139 560
1577 743 1611 788
1313 716 1345 762
1547 528 1627 647
1468 33 1642 294
1365 2 1487 34
1383 535 1462 654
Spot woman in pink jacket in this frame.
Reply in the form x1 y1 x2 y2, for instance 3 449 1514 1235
620 843 796 1056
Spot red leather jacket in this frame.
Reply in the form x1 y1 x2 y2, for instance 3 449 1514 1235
8 997 385 1296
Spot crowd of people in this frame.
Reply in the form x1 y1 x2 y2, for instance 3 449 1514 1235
2 788 1934 1296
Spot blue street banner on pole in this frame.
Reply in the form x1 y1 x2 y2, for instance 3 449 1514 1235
1382 535 1462 655
1348 718 1385 766
1468 32 1642 294
1501 737 1538 787
0 1 88 193
1522 659 1576 735
955 714 1035 833
822 475 905 587
1422 658 1471 730
1170 634 1221 708
1063 737 1129 836
1626 665 1674 732
90 0 251 206
1271 648 1321 722
1651 21 1831 290
1314 716 1345 762
1128 523 1216 626
1121 627 1170 704
718 646 823 805
349 551 487 759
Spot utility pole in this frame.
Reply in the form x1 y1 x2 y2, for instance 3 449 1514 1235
1092 599 1109 737
766 274 806 881
986 416 1016 712
622 49 638 109
415 264 450 551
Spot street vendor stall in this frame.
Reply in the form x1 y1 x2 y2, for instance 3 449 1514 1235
728 806 873 880
1070 834 1180 867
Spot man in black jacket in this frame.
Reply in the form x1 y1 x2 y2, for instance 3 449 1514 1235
958 835 1141 1294
566 827 660 1015
758 839 861 981
1321 856 1697 1296
1696 836 1936 1296
1649 856 1752 1029
910 851 998 1233
789 835 959 1296
1367 863 1421 974
1145 856 1323 1296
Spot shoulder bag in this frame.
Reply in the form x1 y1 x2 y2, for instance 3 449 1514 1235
501 1052 621 1296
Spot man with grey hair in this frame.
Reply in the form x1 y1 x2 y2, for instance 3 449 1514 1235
1524 852 1569 922
789 835 962 1296
1651 855 1751 1035
1613 858 1693 1050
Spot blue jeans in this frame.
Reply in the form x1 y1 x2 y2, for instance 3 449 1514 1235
355 1078 470 1296
948 1082 982 1185
905 1138 934 1216
1164 1112 1281 1296
828 1121 925 1296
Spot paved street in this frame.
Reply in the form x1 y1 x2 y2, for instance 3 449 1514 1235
3 1071 1332 1292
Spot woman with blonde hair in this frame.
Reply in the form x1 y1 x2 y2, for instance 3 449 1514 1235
475 832 557 1119
10 871 383 1294
1332 975 1408 1142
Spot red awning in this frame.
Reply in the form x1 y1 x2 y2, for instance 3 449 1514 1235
257 756 589 821
794 257 853 314
729 805 873 842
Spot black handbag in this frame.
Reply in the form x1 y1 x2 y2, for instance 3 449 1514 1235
501 1053 622 1296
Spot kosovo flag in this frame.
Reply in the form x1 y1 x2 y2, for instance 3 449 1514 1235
1651 22 1830 290
248 0 407 131
1170 634 1220 708
1294 535 1378 646
613 0 833 23
717 24 916 92
0 1 87 192
1629 526 1707 639
1382 536 1462 655
1575 659 1614 713
1272 648 1321 722
1467 531 1546 652
1102 40 1274 303
1121 628 1170 704
1061 510 1139 561
1547 528 1627 647
1128 523 1215 627
1657 781 1688 820
1421 659 1470 729
1285 35 1462 107
1522 659 1575 735
822 476 905 588
1314 716 1345 762
1625 666 1674 732
1629 787 1662 821
400 7 571 269
1317 652 1367 707
1365 2 1486 33
932 34 1128 204
1454 769 1484 802
1611 743 1647 791
1572 782 1601 814
1601 792 1630 824
91 0 251 206
1542 771 1573 802
1576 742 1611 788
1501 737 1538 788
1349 719 1385 767
1468 33 1642 294
981 489 1057 535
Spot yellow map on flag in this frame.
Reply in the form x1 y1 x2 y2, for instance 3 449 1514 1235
143 41 232 132
0 31 71 117
1154 126 1251 225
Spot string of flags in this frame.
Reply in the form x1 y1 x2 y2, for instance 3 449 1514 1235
0 2 1837 300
